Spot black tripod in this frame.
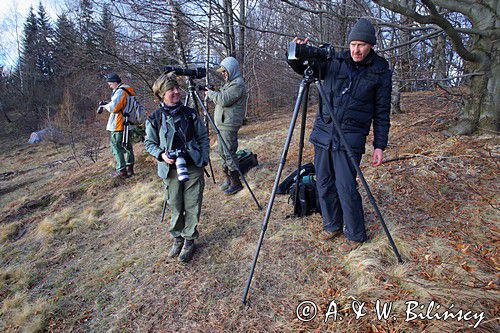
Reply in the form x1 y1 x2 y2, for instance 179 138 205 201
184 81 217 184
242 65 403 304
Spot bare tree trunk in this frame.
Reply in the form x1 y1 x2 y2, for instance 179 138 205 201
453 40 499 134
205 0 212 110
222 0 236 57
432 32 447 81
238 0 246 66
167 0 188 66
399 0 415 92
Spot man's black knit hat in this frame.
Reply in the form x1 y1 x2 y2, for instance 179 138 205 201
348 18 377 45
106 73 122 83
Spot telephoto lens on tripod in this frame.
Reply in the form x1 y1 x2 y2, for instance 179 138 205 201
163 66 206 79
287 42 335 62
167 149 190 182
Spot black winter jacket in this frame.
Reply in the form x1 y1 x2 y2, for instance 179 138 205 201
289 49 392 153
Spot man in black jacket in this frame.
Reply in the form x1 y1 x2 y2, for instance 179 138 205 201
289 18 392 250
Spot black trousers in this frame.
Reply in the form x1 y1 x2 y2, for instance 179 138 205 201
314 146 367 242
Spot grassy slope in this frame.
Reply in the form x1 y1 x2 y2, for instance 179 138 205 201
0 91 498 332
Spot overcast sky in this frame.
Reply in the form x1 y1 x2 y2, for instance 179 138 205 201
0 0 61 69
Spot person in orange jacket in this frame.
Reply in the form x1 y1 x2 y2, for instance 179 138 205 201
100 73 136 178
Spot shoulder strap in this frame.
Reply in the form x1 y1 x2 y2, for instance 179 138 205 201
119 87 132 96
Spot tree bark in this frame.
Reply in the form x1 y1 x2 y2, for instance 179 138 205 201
238 0 246 66
167 0 188 67
373 0 499 134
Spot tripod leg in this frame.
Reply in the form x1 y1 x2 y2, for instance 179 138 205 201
205 118 216 184
242 79 310 304
122 124 129 148
193 91 262 211
314 80 403 263
189 89 216 184
293 84 309 216
160 197 168 224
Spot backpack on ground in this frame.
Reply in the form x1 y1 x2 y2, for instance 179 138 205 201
277 162 315 194
120 88 146 125
236 150 258 174
287 164 322 217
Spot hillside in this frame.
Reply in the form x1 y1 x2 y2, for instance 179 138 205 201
0 91 498 332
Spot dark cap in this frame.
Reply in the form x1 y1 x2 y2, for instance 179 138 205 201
348 18 376 45
106 73 122 83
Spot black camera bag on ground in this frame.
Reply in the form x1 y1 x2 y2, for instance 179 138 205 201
236 150 258 174
277 162 315 194
287 165 322 217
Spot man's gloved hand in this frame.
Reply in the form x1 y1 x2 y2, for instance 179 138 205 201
99 101 108 106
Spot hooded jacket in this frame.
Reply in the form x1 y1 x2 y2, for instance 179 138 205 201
144 104 210 179
207 57 246 131
289 49 391 154
104 84 136 132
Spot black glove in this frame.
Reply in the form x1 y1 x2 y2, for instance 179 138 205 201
99 101 108 106
96 106 104 114
197 84 214 91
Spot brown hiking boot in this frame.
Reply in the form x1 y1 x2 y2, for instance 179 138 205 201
319 230 342 241
111 169 129 178
126 165 134 176
339 240 363 252
219 167 231 191
168 237 184 258
224 171 243 195
178 239 195 263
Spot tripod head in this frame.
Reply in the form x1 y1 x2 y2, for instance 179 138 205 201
301 63 316 83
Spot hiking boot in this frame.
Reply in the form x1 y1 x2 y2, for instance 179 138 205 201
224 171 243 195
219 167 231 191
178 239 195 263
126 164 134 176
111 169 129 178
319 230 342 241
339 240 363 252
168 237 184 258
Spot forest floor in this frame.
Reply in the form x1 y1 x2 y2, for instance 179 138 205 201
0 91 498 332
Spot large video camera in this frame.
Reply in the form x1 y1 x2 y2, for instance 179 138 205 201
287 42 334 62
163 66 206 79
166 148 190 182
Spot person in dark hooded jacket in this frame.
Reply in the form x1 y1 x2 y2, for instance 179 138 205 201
206 57 246 195
288 18 392 251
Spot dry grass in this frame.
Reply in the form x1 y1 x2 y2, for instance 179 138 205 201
36 206 103 239
0 91 498 332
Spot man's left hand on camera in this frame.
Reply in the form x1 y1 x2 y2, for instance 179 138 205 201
372 148 383 167
292 37 309 45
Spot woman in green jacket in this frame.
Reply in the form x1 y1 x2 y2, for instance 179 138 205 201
144 72 210 263
206 57 246 195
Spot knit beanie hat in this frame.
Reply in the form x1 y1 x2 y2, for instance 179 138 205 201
153 72 179 100
348 18 377 45
106 73 122 83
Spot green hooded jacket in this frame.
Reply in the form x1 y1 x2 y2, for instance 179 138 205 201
208 57 246 131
